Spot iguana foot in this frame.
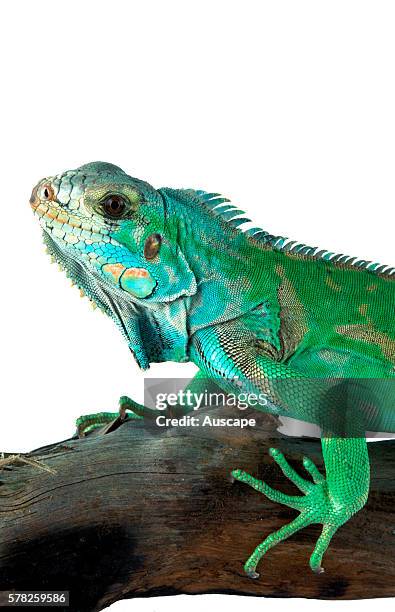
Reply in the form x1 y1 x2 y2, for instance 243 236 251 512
76 396 144 437
76 394 179 437
231 447 360 578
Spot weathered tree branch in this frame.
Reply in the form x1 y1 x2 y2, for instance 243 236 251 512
0 407 394 611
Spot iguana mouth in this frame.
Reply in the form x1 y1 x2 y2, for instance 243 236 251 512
31 199 107 237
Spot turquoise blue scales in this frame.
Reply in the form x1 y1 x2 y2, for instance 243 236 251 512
30 162 395 578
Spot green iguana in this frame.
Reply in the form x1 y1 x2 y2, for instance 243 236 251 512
30 161 395 578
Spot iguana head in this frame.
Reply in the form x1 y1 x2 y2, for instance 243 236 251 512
30 161 268 368
30 162 197 367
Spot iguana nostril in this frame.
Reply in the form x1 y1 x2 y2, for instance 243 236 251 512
41 183 55 201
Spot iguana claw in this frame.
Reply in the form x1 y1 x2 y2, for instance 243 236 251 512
245 569 260 580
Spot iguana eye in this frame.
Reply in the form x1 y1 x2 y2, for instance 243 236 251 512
41 184 55 201
144 233 162 260
103 194 126 218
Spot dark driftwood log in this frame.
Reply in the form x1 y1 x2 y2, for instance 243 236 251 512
0 406 394 612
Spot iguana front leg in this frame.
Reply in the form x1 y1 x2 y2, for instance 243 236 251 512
76 370 210 436
190 321 370 577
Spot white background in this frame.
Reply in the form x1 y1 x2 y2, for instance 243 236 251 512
0 1 394 610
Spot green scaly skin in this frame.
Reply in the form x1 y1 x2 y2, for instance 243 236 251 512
30 162 394 578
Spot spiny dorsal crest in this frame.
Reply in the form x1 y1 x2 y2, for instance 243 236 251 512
194 190 395 279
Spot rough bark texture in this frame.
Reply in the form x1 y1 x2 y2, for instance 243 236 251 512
0 407 394 611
